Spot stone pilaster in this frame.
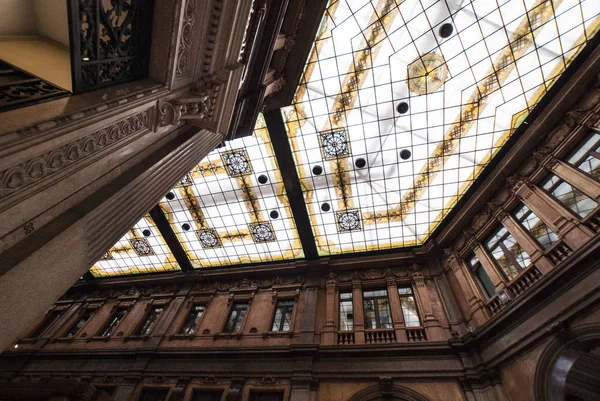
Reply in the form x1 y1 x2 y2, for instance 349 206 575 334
352 277 365 344
549 157 600 201
473 244 506 289
412 271 443 341
322 273 337 346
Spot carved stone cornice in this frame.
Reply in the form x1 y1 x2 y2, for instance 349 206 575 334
0 111 149 202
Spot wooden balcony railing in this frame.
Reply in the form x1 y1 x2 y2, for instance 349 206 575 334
546 241 573 264
365 329 396 344
337 331 355 345
405 327 427 342
508 265 543 297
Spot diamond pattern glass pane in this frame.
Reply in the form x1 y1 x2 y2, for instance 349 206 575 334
90 214 180 277
542 173 598 218
160 115 304 268
283 0 600 255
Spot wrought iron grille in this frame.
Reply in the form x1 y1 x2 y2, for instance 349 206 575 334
0 60 69 112
68 0 154 93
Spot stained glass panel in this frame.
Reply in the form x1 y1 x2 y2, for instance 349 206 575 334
284 0 600 255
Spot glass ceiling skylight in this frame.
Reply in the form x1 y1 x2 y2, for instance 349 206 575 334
91 214 180 277
159 116 304 267
284 0 600 255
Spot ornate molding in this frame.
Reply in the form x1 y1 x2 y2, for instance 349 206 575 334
0 111 149 199
176 0 198 76
156 76 222 129
202 0 224 75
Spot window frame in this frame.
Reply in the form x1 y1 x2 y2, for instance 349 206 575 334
221 301 250 336
270 299 295 333
512 203 559 251
483 225 530 280
177 303 207 336
466 254 496 298
540 172 599 219
132 303 166 337
565 132 600 181
266 289 300 336
397 286 422 328
362 288 393 330
338 289 354 331
96 305 130 338
64 308 96 338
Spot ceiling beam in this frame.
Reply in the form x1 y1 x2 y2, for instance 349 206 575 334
264 109 319 260
149 204 195 272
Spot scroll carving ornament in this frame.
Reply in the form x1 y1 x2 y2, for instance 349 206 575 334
176 0 198 75
0 111 149 199
156 76 222 129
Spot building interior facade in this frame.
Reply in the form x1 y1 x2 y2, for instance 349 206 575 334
1 0 600 401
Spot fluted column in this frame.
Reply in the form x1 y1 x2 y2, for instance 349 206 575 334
473 244 506 289
445 250 489 327
511 178 594 249
352 277 365 344
497 211 554 274
549 157 600 201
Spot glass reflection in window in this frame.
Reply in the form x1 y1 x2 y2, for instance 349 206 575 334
179 304 205 335
271 300 294 332
542 174 598 219
363 289 392 329
339 291 354 331
513 203 558 250
224 302 248 333
485 226 530 280
398 287 421 327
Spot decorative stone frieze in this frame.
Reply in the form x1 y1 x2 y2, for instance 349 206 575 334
0 111 149 200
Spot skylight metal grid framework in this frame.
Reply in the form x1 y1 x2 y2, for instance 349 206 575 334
284 0 600 255
90 214 180 277
158 116 304 268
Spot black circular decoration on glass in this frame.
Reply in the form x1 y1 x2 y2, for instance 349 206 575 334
166 192 175 200
258 174 269 184
142 229 151 237
270 210 279 219
396 102 409 114
400 149 412 160
312 165 323 175
439 23 454 38
182 223 191 231
355 158 367 168
321 203 331 212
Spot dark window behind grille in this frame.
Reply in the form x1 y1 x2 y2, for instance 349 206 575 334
66 310 94 337
191 390 223 401
223 303 248 333
339 291 354 330
95 386 117 397
249 392 284 401
98 307 128 337
179 305 205 335
363 289 392 329
134 305 164 336
271 300 294 332
138 389 169 401
68 0 155 93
